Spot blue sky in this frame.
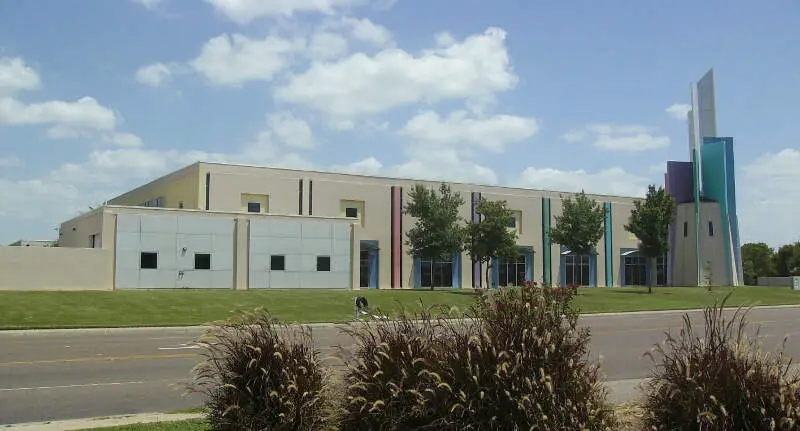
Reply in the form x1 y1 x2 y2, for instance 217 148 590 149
0 0 798 247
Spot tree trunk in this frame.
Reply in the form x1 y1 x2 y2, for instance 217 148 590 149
485 261 491 290
648 256 656 294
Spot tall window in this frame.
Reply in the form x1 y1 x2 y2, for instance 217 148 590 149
420 256 453 288
656 256 667 286
624 255 647 286
683 222 688 237
564 253 591 286
624 254 667 286
708 221 714 236
498 254 526 287
359 250 370 288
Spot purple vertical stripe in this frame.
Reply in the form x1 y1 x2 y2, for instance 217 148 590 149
471 192 481 288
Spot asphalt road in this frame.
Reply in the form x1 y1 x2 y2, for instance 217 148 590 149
1 306 799 425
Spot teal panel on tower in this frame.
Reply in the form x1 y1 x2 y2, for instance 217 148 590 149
702 137 740 285
541 198 552 285
604 201 613 287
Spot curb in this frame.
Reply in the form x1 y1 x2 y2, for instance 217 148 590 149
2 304 800 336
1 413 204 430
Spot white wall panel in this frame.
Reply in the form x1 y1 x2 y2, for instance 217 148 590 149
115 213 235 289
249 218 352 289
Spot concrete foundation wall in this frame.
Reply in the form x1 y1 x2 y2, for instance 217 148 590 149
0 246 113 290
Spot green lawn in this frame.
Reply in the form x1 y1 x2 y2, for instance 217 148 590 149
0 286 798 330
76 419 207 431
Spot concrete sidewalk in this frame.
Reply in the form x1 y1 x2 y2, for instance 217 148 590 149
1 413 205 430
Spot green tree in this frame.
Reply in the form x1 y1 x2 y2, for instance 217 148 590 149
741 242 775 285
549 192 605 279
772 242 800 277
624 185 676 293
403 183 466 290
465 198 520 289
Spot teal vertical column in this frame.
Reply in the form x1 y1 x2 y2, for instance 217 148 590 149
692 148 702 286
604 201 613 287
541 198 552 285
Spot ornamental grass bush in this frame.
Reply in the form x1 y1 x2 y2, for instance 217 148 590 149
189 310 339 431
339 283 616 430
642 294 800 430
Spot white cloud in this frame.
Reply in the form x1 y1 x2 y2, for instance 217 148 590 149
666 103 691 120
331 157 383 175
517 166 651 197
190 33 304 86
0 57 41 96
274 27 517 118
739 148 800 246
132 0 164 10
340 17 393 46
103 132 144 148
562 123 670 152
0 156 23 168
400 110 539 152
135 62 174 87
204 0 365 25
306 32 349 60
0 96 117 131
266 112 316 149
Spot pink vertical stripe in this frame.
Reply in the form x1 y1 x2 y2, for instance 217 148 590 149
391 187 402 288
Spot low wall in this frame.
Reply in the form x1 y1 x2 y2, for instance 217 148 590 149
0 246 113 291
757 276 800 289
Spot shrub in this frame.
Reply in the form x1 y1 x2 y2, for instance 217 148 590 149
338 306 457 430
641 294 800 430
339 286 615 430
189 310 339 431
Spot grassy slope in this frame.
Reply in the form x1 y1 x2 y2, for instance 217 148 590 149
1 286 798 330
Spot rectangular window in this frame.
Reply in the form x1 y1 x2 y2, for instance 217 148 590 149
247 202 261 213
140 252 158 269
498 252 527 286
564 253 591 286
345 207 358 218
194 253 211 270
270 255 285 271
507 217 516 229
317 256 331 272
708 221 714 236
89 234 97 248
683 222 688 237
420 256 453 288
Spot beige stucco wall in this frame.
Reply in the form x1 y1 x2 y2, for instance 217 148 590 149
0 246 113 290
672 202 727 286
108 163 201 209
201 164 304 215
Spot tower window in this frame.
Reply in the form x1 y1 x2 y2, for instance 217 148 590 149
683 222 688 237
708 221 714 237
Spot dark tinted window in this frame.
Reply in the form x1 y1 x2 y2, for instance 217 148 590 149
140 252 158 269
270 255 285 271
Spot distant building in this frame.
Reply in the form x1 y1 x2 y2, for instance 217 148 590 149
8 239 56 247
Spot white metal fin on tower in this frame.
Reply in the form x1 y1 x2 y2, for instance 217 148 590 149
696 68 717 140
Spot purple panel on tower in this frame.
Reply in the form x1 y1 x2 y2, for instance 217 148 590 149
666 161 695 204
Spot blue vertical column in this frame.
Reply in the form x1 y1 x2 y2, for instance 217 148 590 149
604 201 613 287
524 248 533 282
452 253 461 288
471 192 482 288
369 250 379 289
